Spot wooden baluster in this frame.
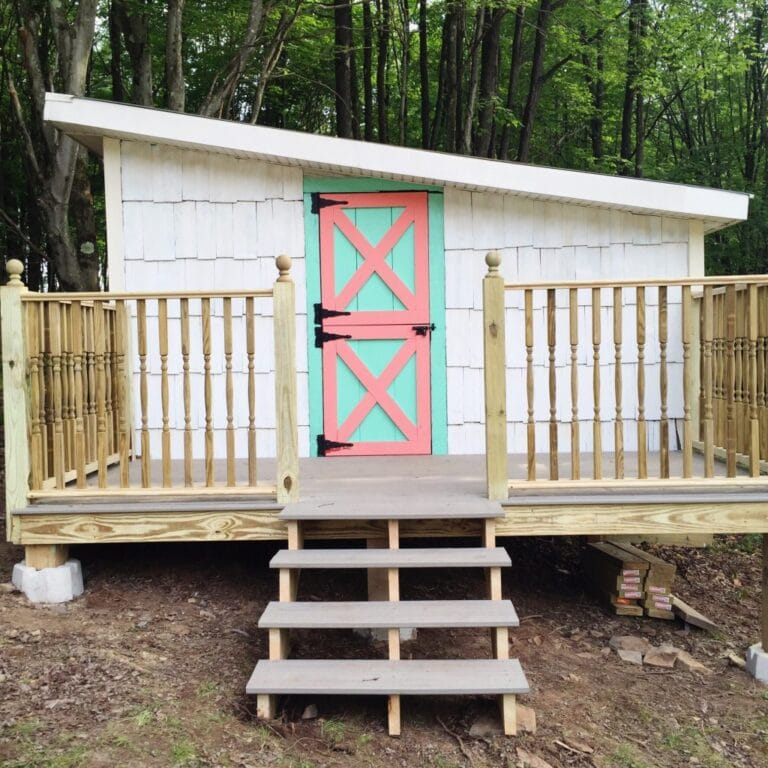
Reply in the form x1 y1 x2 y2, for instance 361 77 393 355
181 298 193 486
592 287 602 479
61 305 73 473
681 286 693 478
115 301 130 487
202 297 214 486
547 289 558 480
725 285 737 477
569 287 580 480
748 284 760 476
702 285 715 477
40 304 50 482
86 307 97 465
759 287 768 461
137 299 151 487
103 308 114 460
525 289 535 481
159 299 171 487
94 300 108 487
740 298 750 454
246 296 257 486
224 297 236 486
71 302 87 488
613 287 624 479
49 302 65 488
716 297 725 449
636 287 647 479
658 286 669 479
26 304 43 490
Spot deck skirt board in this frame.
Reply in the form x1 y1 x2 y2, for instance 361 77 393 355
258 599 520 629
270 546 511 569
246 659 529 696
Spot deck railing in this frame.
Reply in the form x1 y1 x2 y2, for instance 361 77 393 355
482 250 768 499
1 256 298 526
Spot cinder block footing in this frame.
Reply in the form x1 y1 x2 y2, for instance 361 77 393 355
11 560 84 604
746 643 768 683
354 627 418 642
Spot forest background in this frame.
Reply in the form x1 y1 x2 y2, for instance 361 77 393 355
0 0 767 292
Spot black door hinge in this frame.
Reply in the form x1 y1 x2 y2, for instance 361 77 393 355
314 303 352 325
317 434 353 456
311 193 348 214
412 323 436 336
315 327 352 347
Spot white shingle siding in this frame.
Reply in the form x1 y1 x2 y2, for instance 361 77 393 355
119 141 308 461
443 189 692 455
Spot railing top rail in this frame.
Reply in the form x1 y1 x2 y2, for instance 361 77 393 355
21 288 275 302
503 274 768 291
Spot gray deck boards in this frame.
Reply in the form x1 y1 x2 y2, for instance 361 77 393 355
504 491 768 506
246 659 529 696
280 497 503 520
258 599 519 629
270 546 511 569
23 499 282 515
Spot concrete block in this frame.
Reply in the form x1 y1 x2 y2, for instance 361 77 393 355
746 643 768 683
12 559 83 604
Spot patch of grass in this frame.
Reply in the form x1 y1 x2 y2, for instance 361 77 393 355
110 733 133 750
356 732 372 747
432 756 463 768
170 739 199 766
608 743 653 768
1 746 87 768
132 706 155 728
196 680 219 698
661 725 731 767
320 717 346 744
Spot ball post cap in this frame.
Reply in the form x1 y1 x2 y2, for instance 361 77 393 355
485 251 502 272
276 254 292 276
5 259 24 284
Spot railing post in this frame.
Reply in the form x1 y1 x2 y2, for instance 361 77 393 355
273 254 300 504
1 259 30 542
483 251 507 501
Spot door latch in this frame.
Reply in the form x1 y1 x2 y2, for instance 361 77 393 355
412 323 436 336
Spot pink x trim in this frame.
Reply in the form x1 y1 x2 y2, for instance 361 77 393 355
332 208 417 311
336 338 418 442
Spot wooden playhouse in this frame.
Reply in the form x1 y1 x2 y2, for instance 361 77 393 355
1 93 767 735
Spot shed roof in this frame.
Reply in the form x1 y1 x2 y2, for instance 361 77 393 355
44 93 750 233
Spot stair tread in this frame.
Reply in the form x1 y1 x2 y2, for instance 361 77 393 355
246 659 529 696
259 600 519 629
280 496 503 520
270 547 511 569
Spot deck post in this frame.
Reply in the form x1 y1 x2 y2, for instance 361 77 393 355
273 255 300 504
483 251 507 501
1 259 30 544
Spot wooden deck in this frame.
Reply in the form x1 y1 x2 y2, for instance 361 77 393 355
13 452 768 545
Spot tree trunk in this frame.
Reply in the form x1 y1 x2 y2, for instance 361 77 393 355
475 6 505 157
112 0 154 106
376 0 391 142
498 4 526 159
165 0 185 112
620 0 646 175
397 0 410 145
517 0 557 163
460 5 486 155
363 0 374 140
108 3 124 102
334 0 355 138
198 0 266 118
15 0 100 291
418 0 429 148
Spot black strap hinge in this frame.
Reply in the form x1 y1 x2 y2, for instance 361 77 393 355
317 434 353 456
311 193 348 214
314 303 352 325
315 327 352 347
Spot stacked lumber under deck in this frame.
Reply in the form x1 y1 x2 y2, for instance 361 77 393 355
246 496 529 736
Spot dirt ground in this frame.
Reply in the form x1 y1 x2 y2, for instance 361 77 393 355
0 535 767 768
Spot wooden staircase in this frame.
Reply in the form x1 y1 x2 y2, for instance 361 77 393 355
246 499 529 736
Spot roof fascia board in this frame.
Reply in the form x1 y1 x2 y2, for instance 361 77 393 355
44 93 750 225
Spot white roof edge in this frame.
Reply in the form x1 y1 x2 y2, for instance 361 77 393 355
45 93 750 228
